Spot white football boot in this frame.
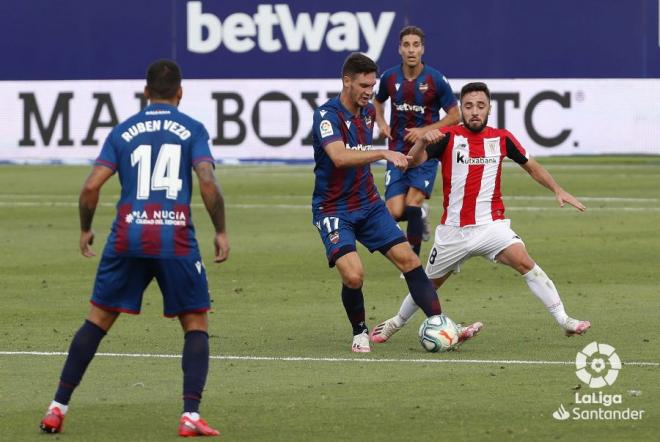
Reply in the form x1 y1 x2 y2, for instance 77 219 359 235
369 316 404 343
351 330 371 353
562 317 591 336
455 321 484 346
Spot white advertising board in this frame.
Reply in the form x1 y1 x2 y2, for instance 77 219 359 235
1 79 659 163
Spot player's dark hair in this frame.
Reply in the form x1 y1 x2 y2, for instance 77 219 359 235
460 82 491 100
146 59 182 99
341 52 378 78
399 26 425 44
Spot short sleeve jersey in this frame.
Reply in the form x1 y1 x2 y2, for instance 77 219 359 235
375 64 457 154
311 96 381 214
425 125 528 227
95 103 214 258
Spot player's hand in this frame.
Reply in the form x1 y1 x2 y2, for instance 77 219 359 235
555 189 586 212
377 122 393 140
422 129 446 145
80 230 96 257
214 232 230 263
383 150 409 171
403 127 427 143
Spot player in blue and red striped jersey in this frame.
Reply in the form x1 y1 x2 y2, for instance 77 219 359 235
40 60 226 437
312 53 476 353
374 26 460 257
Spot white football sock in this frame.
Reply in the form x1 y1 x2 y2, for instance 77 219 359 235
49 400 68 414
183 412 200 421
396 293 420 323
523 264 568 325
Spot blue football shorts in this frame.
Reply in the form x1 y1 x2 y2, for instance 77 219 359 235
384 158 439 200
90 255 211 317
312 201 407 267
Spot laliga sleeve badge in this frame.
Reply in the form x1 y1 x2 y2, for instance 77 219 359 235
320 120 334 138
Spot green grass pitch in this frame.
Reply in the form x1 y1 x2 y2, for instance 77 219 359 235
0 156 658 441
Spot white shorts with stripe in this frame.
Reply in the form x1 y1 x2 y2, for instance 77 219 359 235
425 219 524 279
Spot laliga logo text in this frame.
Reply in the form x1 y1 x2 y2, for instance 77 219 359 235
552 342 645 421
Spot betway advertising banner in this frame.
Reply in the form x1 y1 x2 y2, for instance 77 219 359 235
2 79 659 163
2 0 659 80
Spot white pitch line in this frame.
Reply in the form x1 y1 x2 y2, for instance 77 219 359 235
1 351 657 367
506 196 660 203
2 194 658 203
0 201 659 212
505 207 660 212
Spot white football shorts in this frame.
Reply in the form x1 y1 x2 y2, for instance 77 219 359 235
425 219 524 279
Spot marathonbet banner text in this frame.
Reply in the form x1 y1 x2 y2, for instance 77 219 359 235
1 79 659 163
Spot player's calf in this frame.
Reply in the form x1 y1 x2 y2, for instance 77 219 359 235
421 202 431 242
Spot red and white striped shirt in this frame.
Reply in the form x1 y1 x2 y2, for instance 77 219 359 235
426 125 528 227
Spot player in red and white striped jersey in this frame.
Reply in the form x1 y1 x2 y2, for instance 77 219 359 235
370 82 591 344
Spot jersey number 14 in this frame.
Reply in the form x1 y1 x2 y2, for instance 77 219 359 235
131 144 183 200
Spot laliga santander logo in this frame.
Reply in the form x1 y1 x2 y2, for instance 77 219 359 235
552 342 645 422
575 341 621 388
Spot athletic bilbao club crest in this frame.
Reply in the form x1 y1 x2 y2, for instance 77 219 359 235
329 231 340 244
484 137 501 156
418 82 428 92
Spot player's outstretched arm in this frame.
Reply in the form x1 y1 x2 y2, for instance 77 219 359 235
404 106 460 143
194 161 230 263
324 139 409 170
407 130 445 168
78 165 114 257
521 159 586 212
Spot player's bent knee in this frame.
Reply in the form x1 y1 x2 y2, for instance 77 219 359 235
386 242 421 272
405 192 426 207
399 252 421 273
87 305 119 332
179 311 209 332
342 272 364 289
386 198 405 220
387 206 404 220
518 260 535 274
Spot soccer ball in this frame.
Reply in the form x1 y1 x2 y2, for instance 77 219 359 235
418 314 459 353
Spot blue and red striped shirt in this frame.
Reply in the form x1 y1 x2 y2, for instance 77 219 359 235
95 103 214 258
312 96 381 214
375 64 457 154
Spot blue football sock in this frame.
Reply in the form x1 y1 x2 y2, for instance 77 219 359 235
405 206 423 256
54 320 107 405
403 266 442 317
182 330 210 413
341 284 367 335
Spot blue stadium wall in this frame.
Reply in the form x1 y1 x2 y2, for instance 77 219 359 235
1 0 659 162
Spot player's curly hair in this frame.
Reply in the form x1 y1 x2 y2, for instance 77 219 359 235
146 59 182 99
